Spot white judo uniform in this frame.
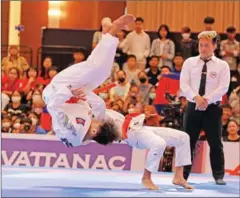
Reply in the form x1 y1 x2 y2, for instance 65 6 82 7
43 33 191 173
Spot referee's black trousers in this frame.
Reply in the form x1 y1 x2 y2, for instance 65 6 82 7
183 102 225 180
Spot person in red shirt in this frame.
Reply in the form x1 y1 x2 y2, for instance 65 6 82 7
22 67 45 94
44 66 58 85
2 67 24 96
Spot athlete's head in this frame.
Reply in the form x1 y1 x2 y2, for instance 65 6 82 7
92 119 120 145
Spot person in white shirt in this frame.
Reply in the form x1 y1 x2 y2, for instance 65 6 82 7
124 17 151 71
43 14 136 146
180 31 230 185
123 55 140 84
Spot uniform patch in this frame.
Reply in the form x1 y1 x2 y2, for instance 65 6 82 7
76 117 85 126
210 71 217 78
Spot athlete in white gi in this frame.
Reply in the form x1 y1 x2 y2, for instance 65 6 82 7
43 14 192 190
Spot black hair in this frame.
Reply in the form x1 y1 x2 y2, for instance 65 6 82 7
73 47 86 55
158 24 170 39
227 119 239 128
26 67 38 79
117 70 126 76
127 54 137 61
161 65 171 72
93 120 119 145
204 16 215 24
175 52 183 57
181 26 191 33
135 17 144 23
222 104 232 110
149 55 160 61
226 26 236 33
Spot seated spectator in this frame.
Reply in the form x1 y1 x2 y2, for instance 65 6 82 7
160 66 172 75
138 71 152 104
221 104 233 137
12 117 22 134
223 120 240 142
148 86 157 105
220 26 239 73
115 30 128 69
40 56 53 79
92 17 112 49
44 66 58 85
1 45 29 78
150 24 175 69
115 99 125 111
22 67 45 94
28 112 47 134
4 91 28 117
229 86 240 125
1 115 12 133
145 56 161 86
126 103 137 114
109 70 130 101
173 53 184 73
2 67 24 96
123 55 140 84
177 26 198 60
123 84 143 113
31 95 45 116
98 87 111 109
26 88 43 105
68 48 86 66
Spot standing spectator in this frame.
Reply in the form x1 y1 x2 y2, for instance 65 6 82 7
4 91 28 116
92 17 112 49
1 115 12 133
2 67 24 97
1 45 29 78
173 53 184 73
150 24 175 69
203 16 221 57
110 70 131 101
124 17 150 70
145 56 161 86
177 26 198 60
180 31 230 185
22 67 45 94
123 55 140 84
220 26 239 73
41 56 53 79
138 71 152 105
221 104 233 137
68 48 86 66
115 30 128 69
223 120 240 142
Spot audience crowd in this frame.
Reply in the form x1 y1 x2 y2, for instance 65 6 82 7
1 16 240 143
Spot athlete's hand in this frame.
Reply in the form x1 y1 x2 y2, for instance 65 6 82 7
71 88 86 101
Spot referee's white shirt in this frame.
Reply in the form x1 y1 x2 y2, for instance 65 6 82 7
180 55 230 104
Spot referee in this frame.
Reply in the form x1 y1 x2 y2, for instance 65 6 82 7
180 31 230 185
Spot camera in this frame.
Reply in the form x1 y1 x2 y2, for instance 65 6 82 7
24 124 31 132
159 93 183 130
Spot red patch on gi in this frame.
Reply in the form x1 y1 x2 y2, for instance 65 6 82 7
76 117 85 126
210 71 217 78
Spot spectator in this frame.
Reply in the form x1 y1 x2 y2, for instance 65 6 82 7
150 24 175 69
173 53 184 73
2 67 24 96
92 17 112 49
148 86 157 105
32 95 45 117
160 66 171 75
20 118 34 134
145 56 161 86
26 89 42 105
124 17 151 70
41 56 53 79
223 120 240 142
203 16 221 57
221 104 233 137
98 87 111 109
22 67 45 94
123 55 140 84
68 48 86 66
111 103 122 114
138 71 152 105
177 26 198 60
115 30 128 69
12 117 22 134
1 115 12 133
44 66 58 85
1 45 29 78
28 112 47 134
126 103 137 114
220 26 239 73
109 70 130 101
4 90 28 117
115 99 125 111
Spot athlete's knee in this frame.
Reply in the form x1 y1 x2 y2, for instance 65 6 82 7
151 138 167 152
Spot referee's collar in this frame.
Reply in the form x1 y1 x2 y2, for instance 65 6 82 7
197 55 217 63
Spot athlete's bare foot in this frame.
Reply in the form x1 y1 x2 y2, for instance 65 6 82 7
107 14 135 36
142 178 160 190
172 178 193 190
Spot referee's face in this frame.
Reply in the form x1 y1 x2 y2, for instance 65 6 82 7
198 38 216 59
